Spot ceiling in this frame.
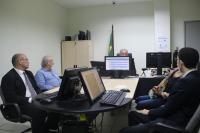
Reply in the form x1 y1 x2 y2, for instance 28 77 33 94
52 0 152 9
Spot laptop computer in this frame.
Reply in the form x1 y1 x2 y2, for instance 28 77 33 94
79 68 126 106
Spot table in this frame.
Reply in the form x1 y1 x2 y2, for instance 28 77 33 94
33 82 134 132
102 77 139 98
33 77 139 114
33 77 161 133
133 76 164 98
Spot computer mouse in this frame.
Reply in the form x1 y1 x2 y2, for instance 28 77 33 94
120 88 130 93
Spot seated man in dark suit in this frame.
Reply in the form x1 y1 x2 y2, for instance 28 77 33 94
120 47 200 133
1 53 52 133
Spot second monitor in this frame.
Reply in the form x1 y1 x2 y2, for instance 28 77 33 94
146 52 172 75
105 56 130 78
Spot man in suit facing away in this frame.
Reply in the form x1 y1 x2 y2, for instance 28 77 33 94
1 53 48 133
120 47 200 133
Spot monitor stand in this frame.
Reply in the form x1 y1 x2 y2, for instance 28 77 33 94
157 67 162 76
72 94 88 102
111 71 120 79
111 71 127 79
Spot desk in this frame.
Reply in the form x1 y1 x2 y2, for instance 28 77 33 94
33 97 131 115
102 77 139 98
133 76 164 98
33 77 155 133
34 78 139 115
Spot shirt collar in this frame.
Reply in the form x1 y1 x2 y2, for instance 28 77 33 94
42 67 52 71
182 69 196 78
14 68 25 75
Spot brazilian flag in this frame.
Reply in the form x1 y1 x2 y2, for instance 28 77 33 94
108 25 114 56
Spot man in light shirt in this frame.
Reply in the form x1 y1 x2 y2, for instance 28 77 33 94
1 53 50 133
35 55 61 91
119 49 129 56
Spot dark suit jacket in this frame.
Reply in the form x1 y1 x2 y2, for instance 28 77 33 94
1 68 41 105
149 70 200 126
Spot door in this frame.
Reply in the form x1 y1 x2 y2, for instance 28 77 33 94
185 20 200 54
76 41 93 68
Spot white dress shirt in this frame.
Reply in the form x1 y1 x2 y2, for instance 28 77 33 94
182 69 197 78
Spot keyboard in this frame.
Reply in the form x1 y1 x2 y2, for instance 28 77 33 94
38 88 59 99
100 90 126 106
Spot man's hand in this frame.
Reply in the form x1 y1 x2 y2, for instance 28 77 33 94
152 86 162 95
136 109 149 115
161 92 169 98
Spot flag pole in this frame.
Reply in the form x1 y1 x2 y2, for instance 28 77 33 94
112 25 114 55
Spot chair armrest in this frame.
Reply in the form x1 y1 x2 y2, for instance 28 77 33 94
0 103 21 122
149 122 187 133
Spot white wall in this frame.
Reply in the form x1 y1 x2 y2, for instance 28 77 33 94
0 0 68 80
1 0 199 79
68 1 155 74
154 0 170 52
171 0 200 50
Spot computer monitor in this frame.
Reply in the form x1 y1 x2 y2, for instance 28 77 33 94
90 61 111 76
105 56 130 78
79 68 106 104
146 52 172 75
57 67 88 100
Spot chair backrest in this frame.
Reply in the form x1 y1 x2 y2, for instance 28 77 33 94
197 62 200 71
185 104 200 133
0 86 32 123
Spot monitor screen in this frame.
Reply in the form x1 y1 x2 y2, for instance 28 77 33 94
79 68 106 103
90 61 105 74
146 52 171 68
105 56 130 71
57 67 88 100
146 52 172 75
146 53 157 68
90 61 111 76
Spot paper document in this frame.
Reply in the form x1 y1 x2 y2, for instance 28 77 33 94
43 87 59 94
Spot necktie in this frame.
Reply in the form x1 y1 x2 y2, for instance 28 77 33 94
23 72 37 97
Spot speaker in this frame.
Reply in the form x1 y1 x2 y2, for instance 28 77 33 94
65 36 71 41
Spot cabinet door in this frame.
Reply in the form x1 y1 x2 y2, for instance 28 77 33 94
61 41 76 74
76 41 93 68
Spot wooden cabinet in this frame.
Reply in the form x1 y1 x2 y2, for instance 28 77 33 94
61 40 93 74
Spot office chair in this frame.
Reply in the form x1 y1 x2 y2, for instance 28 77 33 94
149 104 200 133
0 87 32 133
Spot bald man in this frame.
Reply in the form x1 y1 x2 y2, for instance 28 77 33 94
1 53 48 133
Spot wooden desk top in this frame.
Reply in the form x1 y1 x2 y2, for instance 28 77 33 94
102 77 139 98
34 77 139 114
41 78 139 99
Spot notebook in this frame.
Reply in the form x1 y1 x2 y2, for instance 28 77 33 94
79 68 126 106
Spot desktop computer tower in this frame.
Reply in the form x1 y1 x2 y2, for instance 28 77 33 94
60 120 90 133
59 115 93 133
